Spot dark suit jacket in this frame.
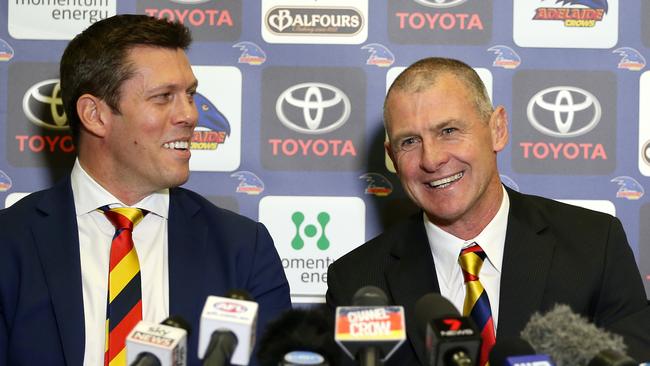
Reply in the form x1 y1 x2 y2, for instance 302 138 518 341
0 177 291 366
326 188 650 364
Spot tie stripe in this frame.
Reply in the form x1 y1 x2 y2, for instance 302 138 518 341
100 206 147 366
459 243 496 366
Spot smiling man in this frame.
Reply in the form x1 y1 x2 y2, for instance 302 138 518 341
0 15 290 366
326 57 650 365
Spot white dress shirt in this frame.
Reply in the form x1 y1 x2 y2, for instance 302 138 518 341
70 159 170 366
424 186 509 331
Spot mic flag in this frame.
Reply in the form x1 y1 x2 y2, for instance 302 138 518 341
126 320 188 366
198 295 258 366
334 305 406 361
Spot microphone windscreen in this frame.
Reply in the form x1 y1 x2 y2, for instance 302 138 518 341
352 286 388 306
489 337 536 366
521 304 627 366
257 305 341 366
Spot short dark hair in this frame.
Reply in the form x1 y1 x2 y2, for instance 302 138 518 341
384 57 493 127
60 14 192 145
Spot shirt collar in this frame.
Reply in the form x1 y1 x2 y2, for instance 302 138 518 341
70 158 169 218
425 185 510 283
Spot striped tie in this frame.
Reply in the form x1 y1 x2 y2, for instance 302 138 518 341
459 243 496 366
101 206 148 366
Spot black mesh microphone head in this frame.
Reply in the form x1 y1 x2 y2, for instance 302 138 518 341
161 315 192 337
351 286 389 306
488 337 536 366
414 293 461 336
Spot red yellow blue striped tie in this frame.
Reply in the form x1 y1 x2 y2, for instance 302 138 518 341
459 243 496 366
101 206 148 366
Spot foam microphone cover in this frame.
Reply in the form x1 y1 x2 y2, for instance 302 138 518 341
521 304 629 366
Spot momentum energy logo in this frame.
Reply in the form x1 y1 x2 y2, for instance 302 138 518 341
387 0 492 45
138 0 241 41
513 0 618 48
262 0 368 44
512 70 615 174
189 66 241 172
262 67 366 171
259 196 365 303
8 0 115 40
7 63 75 169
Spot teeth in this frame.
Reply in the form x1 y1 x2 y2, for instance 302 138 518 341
163 141 189 149
429 172 463 188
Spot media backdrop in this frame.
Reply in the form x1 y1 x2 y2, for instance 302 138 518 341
1 0 649 303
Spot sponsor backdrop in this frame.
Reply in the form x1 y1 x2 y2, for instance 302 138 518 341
1 0 649 303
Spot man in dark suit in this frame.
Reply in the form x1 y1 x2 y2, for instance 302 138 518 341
326 57 650 364
0 15 291 366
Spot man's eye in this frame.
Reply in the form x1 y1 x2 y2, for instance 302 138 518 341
442 127 456 135
155 93 172 102
400 137 419 150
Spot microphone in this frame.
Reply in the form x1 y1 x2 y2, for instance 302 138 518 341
256 305 340 366
521 304 637 366
198 290 258 366
126 315 191 366
334 286 406 366
489 337 554 366
414 293 481 366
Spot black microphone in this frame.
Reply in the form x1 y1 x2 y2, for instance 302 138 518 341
521 304 637 366
488 337 554 366
198 290 258 366
334 286 406 366
127 315 192 366
256 304 340 366
414 293 481 366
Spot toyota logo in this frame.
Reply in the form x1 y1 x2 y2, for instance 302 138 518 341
276 82 351 134
526 86 601 138
22 79 68 130
413 0 468 8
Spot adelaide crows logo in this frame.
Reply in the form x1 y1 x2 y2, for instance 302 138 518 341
487 45 521 69
611 176 644 200
230 171 265 195
359 173 393 196
533 0 608 27
232 41 267 65
361 43 395 68
191 92 230 151
0 39 14 62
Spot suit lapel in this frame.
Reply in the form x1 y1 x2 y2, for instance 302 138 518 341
385 213 439 366
167 189 209 329
32 178 85 366
497 188 556 337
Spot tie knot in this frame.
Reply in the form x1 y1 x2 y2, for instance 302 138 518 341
100 206 147 231
459 243 487 281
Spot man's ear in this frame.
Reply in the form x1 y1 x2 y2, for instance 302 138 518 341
490 106 509 153
385 139 399 175
76 94 111 138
